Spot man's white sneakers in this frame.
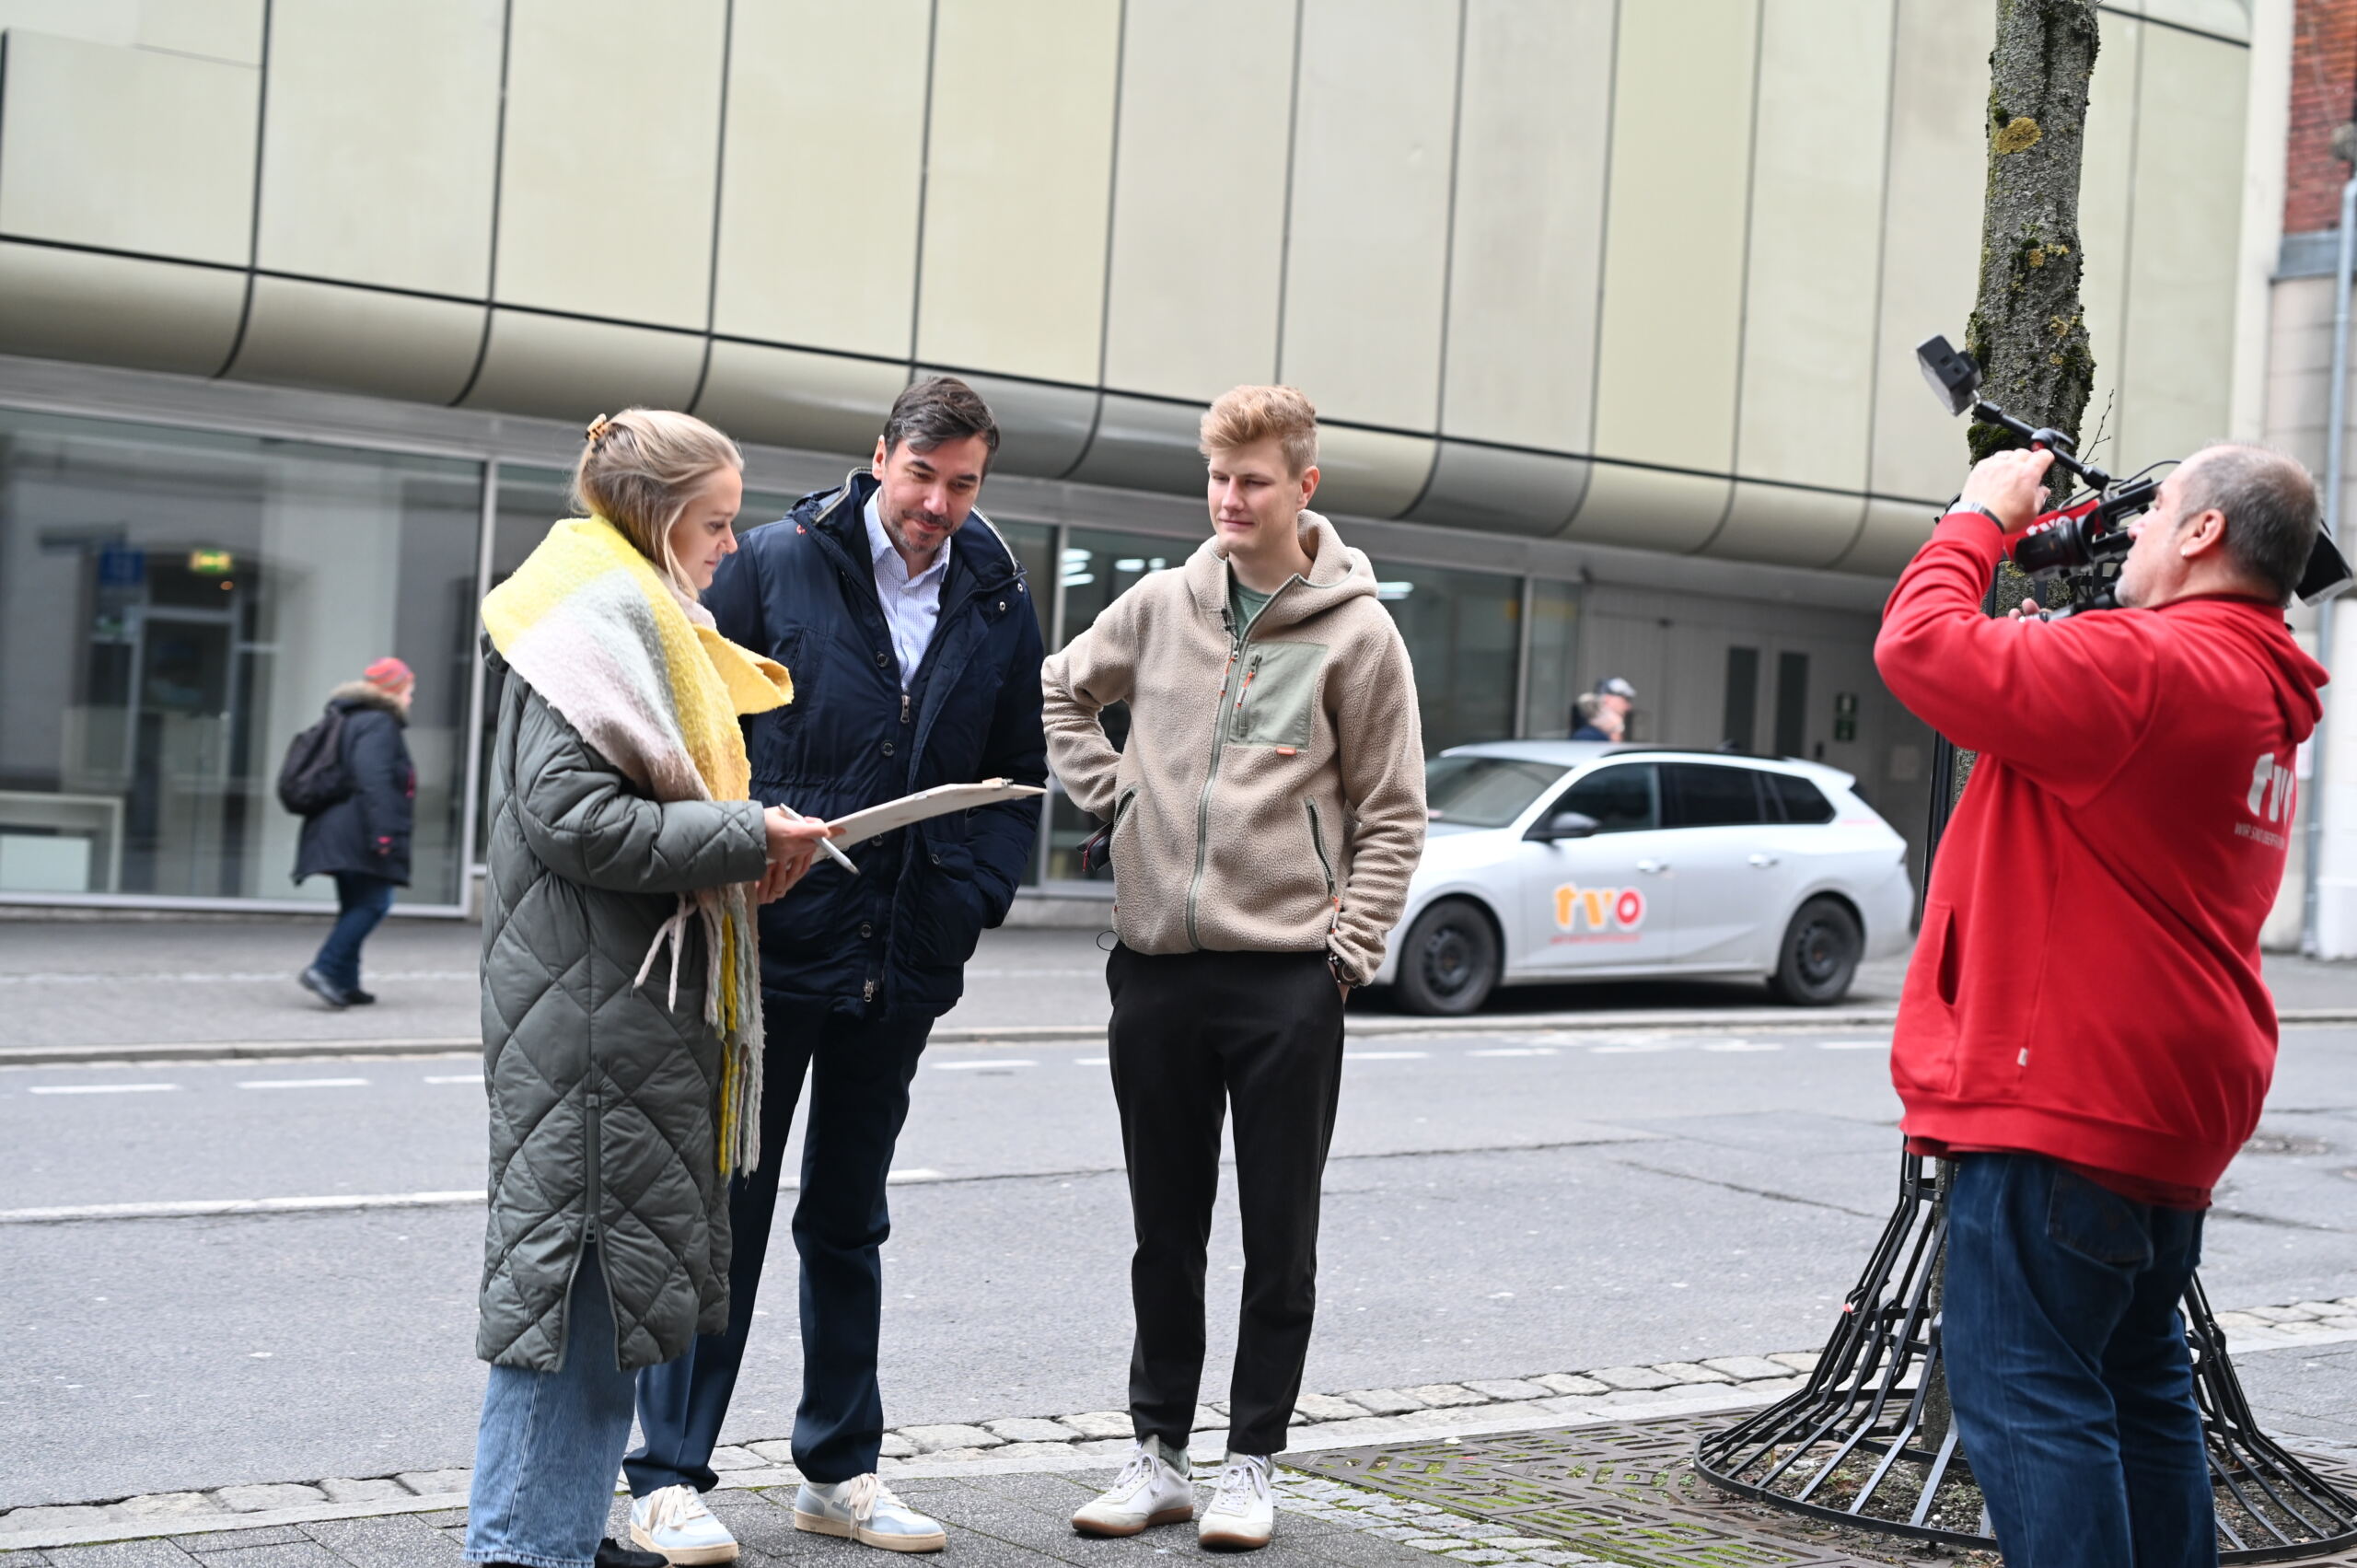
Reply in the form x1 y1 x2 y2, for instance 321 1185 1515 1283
792 1473 947 1553
1196 1451 1276 1551
1071 1435 1195 1537
627 1484 739 1564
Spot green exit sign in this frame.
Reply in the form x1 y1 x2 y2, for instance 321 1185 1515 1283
188 549 235 575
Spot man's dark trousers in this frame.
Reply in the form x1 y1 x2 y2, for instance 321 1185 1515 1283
1108 944 1345 1458
1942 1152 2214 1568
625 1001 930 1492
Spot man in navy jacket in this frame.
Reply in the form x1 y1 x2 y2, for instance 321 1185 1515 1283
625 377 1046 1559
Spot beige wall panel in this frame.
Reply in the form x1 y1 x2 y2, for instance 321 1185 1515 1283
1835 496 1940 578
1311 427 1435 520
0 31 256 263
696 342 910 457
1279 0 1458 431
1569 466 1732 552
2134 0 2249 41
1590 0 1757 471
2074 16 2139 472
914 0 1120 385
494 0 726 330
713 0 928 357
1068 393 1211 494
1098 0 1293 399
256 0 503 297
1709 482 1868 569
138 0 262 61
0 4 135 43
1867 0 1995 503
0 242 244 373
461 312 705 421
1735 0 1893 493
226 277 485 403
1440 0 1614 449
2116 28 2247 466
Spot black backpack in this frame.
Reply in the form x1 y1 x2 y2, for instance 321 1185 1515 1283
277 704 354 816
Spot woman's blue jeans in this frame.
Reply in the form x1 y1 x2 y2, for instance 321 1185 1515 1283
313 873 395 993
1943 1152 2214 1568
465 1247 637 1568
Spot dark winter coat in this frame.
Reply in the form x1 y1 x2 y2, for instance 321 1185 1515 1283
292 683 415 886
704 470 1046 1017
473 655 769 1374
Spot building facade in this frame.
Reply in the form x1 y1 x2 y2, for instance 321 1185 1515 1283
0 0 2265 915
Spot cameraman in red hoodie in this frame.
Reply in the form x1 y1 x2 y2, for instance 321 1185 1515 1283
1875 441 2328 1568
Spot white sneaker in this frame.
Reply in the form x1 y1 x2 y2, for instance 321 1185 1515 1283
1071 1435 1194 1537
628 1484 738 1564
793 1473 946 1553
1197 1451 1275 1551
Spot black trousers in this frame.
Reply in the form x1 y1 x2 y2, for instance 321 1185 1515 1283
625 1004 930 1492
1107 944 1347 1457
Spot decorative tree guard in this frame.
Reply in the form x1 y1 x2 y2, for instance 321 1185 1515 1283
1692 1153 2357 1561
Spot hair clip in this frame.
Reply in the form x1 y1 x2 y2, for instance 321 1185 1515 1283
585 413 614 447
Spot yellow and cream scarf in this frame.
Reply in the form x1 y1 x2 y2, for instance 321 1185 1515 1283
482 515 792 1176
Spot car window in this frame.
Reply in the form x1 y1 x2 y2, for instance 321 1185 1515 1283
1663 762 1768 828
1767 772 1836 824
1550 763 1657 832
1425 756 1571 828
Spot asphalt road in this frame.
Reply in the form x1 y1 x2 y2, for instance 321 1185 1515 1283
5 1002 2355 1510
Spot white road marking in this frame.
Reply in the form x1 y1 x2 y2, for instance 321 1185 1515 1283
0 970 473 985
1345 1051 1429 1061
26 1083 180 1096
1817 1040 1890 1050
423 1074 481 1085
1589 1040 1681 1054
885 1168 946 1185
1469 1048 1558 1058
237 1077 370 1090
1701 1040 1782 1052
1074 1057 1109 1067
929 1059 1037 1072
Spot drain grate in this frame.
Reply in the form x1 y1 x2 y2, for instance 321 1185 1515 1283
1287 1417 2357 1568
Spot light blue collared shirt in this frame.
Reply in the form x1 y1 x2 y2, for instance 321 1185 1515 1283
864 492 949 691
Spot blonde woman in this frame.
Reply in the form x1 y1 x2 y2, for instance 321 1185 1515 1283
464 410 833 1568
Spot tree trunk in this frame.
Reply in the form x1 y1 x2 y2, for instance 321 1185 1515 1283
1925 0 2103 1446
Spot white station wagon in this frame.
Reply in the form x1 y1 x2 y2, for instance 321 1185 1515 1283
1371 741 1914 1015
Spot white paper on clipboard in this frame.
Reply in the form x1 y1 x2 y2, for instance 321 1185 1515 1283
828 778 1047 848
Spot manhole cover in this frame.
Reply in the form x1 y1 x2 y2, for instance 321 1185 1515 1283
1287 1418 2357 1567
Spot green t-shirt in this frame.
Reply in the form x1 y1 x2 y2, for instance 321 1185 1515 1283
1227 569 1274 636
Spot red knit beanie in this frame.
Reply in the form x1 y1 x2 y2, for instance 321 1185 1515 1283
364 656 414 691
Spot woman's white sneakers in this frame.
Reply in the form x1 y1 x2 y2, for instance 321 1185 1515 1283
792 1473 947 1553
1196 1452 1277 1551
1071 1436 1196 1537
627 1485 738 1564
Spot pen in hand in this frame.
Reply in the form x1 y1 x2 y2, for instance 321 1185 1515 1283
779 803 859 875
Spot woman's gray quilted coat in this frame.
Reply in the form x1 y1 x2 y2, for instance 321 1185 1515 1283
475 657 767 1373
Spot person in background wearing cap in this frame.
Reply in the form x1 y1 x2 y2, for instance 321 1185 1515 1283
1571 677 1634 741
292 656 417 1007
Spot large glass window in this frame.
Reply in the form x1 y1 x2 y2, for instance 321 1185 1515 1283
1425 755 1569 828
1522 579 1580 738
1040 529 1181 881
0 411 480 904
1368 559 1520 754
1550 763 1658 832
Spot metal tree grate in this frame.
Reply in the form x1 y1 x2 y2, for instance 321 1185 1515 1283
1693 1152 2357 1562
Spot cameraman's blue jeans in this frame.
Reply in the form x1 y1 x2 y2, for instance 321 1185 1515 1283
1943 1152 2213 1568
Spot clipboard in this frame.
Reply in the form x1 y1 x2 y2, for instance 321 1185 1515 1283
828 778 1048 851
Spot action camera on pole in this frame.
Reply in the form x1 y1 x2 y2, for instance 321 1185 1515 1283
1915 334 2353 606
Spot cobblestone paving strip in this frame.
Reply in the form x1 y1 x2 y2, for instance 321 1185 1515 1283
5 1296 2353 1552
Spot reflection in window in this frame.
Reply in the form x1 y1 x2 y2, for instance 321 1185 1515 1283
1366 559 1520 754
1552 764 1658 832
1523 580 1580 738
0 411 480 903
1424 756 1570 829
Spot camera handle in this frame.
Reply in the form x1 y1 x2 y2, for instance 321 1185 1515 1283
1968 399 2115 491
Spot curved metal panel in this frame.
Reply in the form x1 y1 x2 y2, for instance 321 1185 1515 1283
459 310 704 421
1563 464 1732 552
1406 441 1586 538
917 368 1097 480
1831 496 1941 579
694 342 908 457
1312 426 1437 521
226 277 485 404
0 243 244 375
1704 482 1868 568
1065 393 1207 494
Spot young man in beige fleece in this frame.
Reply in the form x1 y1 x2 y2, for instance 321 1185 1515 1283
1042 385 1426 1551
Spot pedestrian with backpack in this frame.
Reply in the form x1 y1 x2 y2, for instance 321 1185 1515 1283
288 656 418 1008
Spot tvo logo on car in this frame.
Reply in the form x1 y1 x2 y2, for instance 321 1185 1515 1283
1550 881 1645 943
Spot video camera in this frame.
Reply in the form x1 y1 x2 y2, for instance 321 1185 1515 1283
1916 334 2351 606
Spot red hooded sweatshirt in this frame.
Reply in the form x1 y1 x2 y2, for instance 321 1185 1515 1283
1874 513 2327 1202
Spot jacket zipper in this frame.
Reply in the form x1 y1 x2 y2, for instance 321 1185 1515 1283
584 1088 602 1246
1185 576 1298 947
1306 801 1336 902
1228 650 1266 740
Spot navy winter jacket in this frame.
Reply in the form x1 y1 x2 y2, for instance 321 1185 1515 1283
292 684 416 886
705 470 1047 1017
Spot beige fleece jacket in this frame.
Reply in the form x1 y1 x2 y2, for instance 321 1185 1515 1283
1040 512 1425 983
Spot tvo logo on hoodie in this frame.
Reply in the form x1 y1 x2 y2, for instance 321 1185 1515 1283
2237 749 2296 850
1551 882 1645 943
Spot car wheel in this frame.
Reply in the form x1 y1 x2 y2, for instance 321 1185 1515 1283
1393 899 1501 1016
1768 897 1863 1005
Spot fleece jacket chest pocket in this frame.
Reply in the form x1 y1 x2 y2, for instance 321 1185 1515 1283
1227 640 1327 749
